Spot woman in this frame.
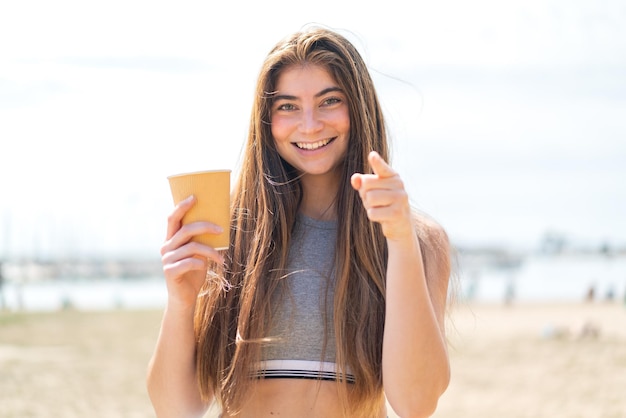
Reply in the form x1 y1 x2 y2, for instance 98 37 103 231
147 27 451 418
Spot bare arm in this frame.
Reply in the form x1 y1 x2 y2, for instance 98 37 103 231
147 303 208 417
352 152 451 418
382 222 450 417
147 196 223 417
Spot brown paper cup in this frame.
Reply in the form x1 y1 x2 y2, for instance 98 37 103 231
167 169 231 250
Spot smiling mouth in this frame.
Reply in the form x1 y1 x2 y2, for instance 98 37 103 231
294 138 335 150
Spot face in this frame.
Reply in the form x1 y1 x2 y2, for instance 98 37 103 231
270 64 350 180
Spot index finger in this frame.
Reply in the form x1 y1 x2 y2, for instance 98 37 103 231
368 151 396 179
165 195 195 240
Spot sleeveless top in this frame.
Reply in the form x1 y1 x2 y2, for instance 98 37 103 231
254 213 355 383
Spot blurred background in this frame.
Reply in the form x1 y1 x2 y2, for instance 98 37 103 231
1 2 625 417
1 0 625 305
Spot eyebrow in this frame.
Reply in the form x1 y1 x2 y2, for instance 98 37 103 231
272 86 344 102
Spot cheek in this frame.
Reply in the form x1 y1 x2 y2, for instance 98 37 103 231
342 118 350 135
336 109 350 135
270 115 290 143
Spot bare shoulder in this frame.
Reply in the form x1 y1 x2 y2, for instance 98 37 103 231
412 212 452 325
412 212 451 285
413 212 450 256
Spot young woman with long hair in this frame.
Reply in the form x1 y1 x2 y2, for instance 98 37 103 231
147 26 451 418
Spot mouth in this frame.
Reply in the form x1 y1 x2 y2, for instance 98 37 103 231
293 137 335 150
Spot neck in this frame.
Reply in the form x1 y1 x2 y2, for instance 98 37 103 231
299 172 341 221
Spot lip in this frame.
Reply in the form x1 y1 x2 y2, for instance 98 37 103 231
292 137 336 151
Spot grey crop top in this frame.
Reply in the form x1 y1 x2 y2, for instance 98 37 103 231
254 213 355 382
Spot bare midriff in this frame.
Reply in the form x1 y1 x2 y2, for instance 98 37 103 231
220 379 387 418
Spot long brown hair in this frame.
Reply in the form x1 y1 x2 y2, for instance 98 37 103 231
195 27 389 416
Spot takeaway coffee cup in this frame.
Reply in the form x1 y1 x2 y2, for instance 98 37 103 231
167 169 231 250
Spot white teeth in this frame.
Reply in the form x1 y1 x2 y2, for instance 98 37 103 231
295 138 332 150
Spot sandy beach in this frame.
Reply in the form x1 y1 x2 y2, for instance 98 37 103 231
1 302 625 417
437 302 626 418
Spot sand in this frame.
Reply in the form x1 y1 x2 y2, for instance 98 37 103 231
436 302 626 418
1 302 625 417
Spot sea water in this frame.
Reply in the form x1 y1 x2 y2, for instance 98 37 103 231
0 255 625 311
0 277 167 311
458 253 626 303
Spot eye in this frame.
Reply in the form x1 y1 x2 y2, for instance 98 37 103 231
322 97 342 106
276 103 297 111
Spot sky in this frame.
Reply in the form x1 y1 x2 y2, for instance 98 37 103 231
1 0 625 259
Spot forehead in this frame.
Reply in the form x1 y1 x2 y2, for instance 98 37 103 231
274 64 339 93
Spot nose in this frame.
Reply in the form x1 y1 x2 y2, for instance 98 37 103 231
298 107 323 134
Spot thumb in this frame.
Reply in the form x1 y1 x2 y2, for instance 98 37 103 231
351 173 362 190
